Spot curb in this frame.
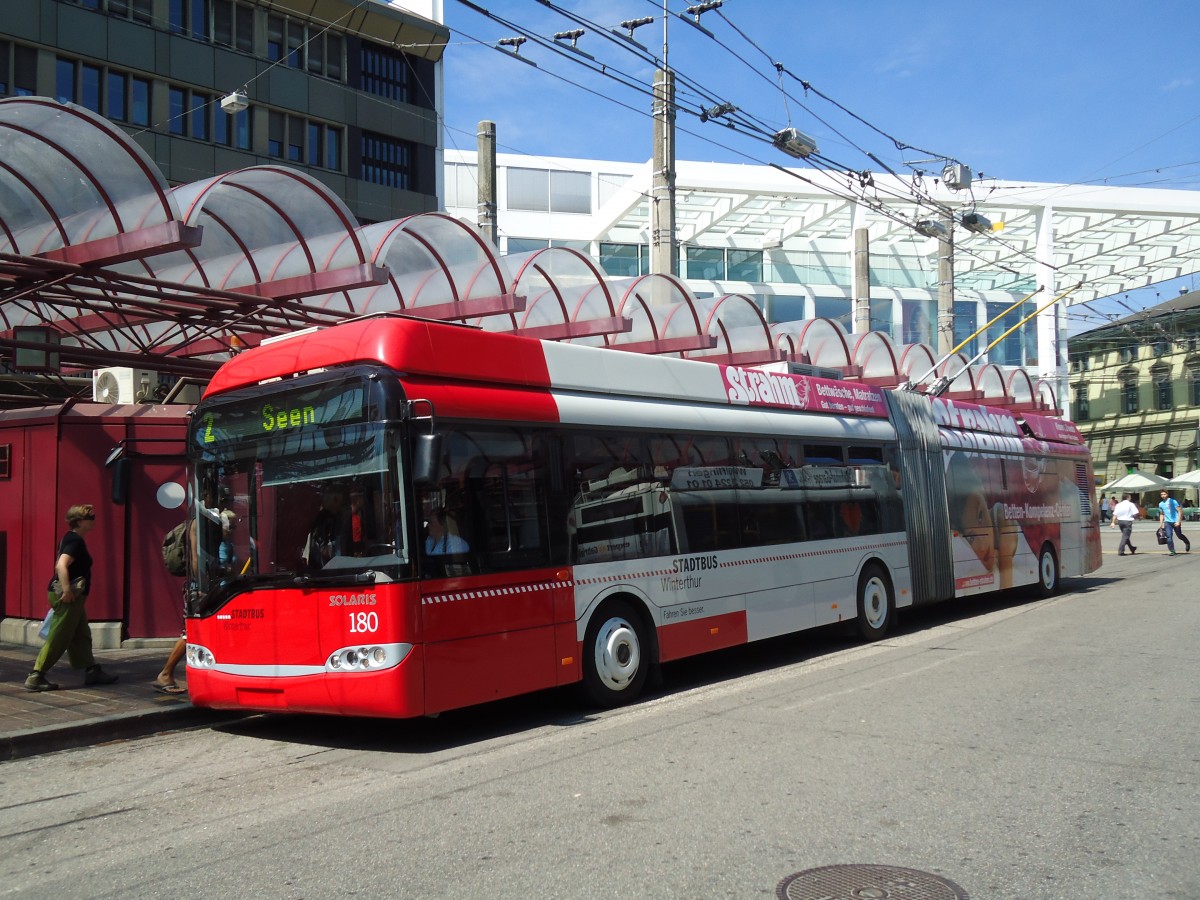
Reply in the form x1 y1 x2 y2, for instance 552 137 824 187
1 706 246 763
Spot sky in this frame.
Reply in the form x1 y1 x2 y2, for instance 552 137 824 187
440 0 1200 327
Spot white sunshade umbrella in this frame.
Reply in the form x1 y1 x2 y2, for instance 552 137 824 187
1164 469 1200 490
1101 471 1169 493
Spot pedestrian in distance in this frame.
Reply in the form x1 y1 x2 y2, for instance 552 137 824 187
1157 489 1190 556
1110 493 1140 557
24 503 119 692
1099 494 1112 523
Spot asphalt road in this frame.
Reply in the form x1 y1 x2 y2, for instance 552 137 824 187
1 546 1197 899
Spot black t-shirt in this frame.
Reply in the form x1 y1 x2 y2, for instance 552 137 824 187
48 530 92 591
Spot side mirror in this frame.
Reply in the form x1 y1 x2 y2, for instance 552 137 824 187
411 432 441 489
111 457 131 505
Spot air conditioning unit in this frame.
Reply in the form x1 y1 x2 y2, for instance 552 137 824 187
92 367 161 404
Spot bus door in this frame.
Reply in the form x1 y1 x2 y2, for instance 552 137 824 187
416 431 565 713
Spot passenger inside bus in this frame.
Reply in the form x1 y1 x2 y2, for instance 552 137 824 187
303 487 347 571
425 508 469 556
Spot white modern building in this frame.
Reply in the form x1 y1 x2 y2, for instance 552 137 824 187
444 148 1200 394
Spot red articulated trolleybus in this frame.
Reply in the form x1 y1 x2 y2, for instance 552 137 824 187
184 314 1102 717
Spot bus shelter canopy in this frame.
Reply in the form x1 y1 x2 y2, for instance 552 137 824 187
0 98 1062 416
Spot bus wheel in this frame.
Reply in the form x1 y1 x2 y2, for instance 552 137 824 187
582 600 648 707
856 564 893 641
1035 544 1059 597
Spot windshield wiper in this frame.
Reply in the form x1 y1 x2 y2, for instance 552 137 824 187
292 570 378 587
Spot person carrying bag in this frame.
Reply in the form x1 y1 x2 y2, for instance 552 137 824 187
24 503 119 692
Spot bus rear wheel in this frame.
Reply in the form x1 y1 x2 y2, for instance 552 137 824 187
582 600 649 707
856 564 893 641
1035 543 1059 597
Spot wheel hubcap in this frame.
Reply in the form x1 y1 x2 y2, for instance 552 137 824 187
863 578 888 628
1042 554 1055 588
594 617 640 691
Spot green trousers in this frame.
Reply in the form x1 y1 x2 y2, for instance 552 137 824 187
34 589 96 673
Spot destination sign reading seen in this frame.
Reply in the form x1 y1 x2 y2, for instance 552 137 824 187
195 380 367 448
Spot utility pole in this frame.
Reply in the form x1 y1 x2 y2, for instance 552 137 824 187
650 68 677 276
477 120 497 248
852 208 870 334
936 211 955 354
650 3 676 277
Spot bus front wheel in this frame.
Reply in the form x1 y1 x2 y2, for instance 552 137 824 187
1035 543 1059 597
582 600 649 707
856 564 893 641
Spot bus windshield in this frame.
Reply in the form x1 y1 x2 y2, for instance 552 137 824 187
189 374 410 605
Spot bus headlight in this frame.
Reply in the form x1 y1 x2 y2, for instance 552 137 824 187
325 642 412 672
186 644 215 669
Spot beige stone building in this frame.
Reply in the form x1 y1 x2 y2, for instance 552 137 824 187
1070 290 1200 487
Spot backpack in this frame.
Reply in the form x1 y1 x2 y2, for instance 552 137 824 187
162 520 188 576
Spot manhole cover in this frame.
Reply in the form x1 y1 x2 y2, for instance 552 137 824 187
776 864 968 900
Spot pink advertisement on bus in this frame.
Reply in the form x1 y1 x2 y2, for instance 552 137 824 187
942 443 1081 594
720 365 889 417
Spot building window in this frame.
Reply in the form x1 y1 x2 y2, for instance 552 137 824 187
267 109 284 156
550 170 590 213
268 14 344 79
1073 384 1090 422
56 58 76 104
213 107 251 149
1153 340 1171 357
360 132 412 188
0 443 9 479
14 46 36 96
169 0 211 40
287 115 303 162
55 58 104 113
508 168 549 211
507 238 549 255
266 14 283 60
168 87 186 135
80 63 101 112
130 76 150 126
1153 366 1173 410
599 242 648 278
210 0 252 51
686 246 726 280
1121 377 1139 414
360 43 411 101
445 163 478 209
107 71 127 121
110 0 155 24
326 126 342 171
728 249 764 282
1119 344 1139 363
1190 367 1200 406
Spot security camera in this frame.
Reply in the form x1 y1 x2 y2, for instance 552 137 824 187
220 90 249 114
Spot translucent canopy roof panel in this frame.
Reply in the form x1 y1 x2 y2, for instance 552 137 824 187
334 214 510 318
136 167 366 291
476 248 620 336
685 294 775 362
0 98 176 255
850 331 900 382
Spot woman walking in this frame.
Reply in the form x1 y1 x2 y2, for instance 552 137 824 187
24 503 119 692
